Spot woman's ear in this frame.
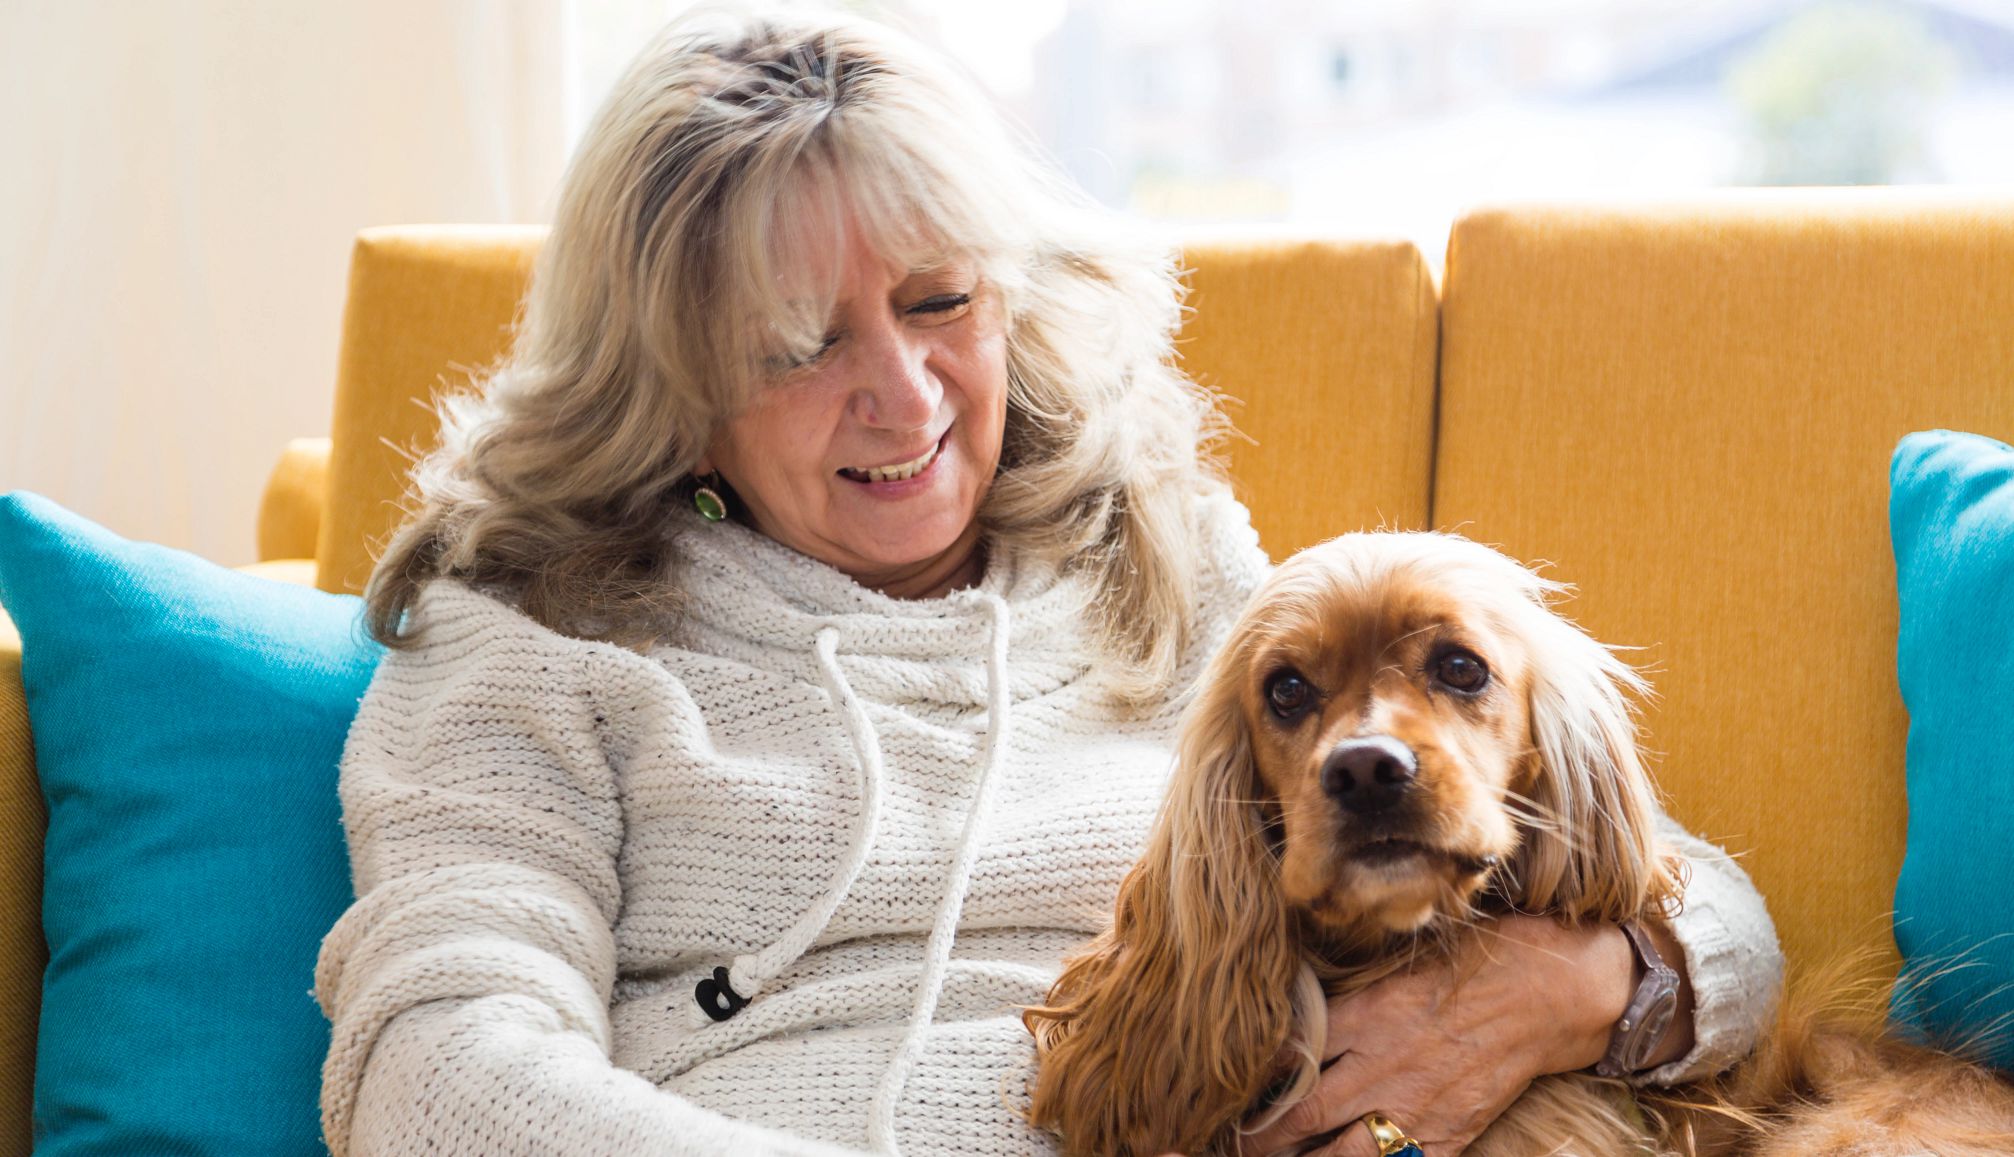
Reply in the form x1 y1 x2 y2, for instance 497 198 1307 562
1021 646 1302 1157
1503 607 1679 923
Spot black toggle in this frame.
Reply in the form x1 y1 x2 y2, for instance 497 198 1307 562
695 965 749 1022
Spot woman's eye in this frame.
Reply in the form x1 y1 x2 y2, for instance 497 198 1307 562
777 335 837 373
910 292 971 317
762 334 839 377
1431 649 1490 694
1265 671 1313 719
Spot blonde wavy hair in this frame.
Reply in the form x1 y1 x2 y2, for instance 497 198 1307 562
363 3 1233 703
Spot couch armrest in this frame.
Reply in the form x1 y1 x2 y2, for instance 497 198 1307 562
256 437 331 564
0 613 43 1157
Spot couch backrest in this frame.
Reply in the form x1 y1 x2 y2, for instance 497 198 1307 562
1176 234 1440 551
314 227 1442 596
1433 189 2014 982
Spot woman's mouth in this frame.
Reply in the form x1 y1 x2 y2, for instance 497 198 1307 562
837 430 947 484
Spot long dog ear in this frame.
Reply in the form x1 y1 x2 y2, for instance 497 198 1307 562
1022 644 1302 1157
1503 591 1681 924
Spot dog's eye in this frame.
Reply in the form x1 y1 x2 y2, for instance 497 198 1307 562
1432 648 1490 694
1265 671 1314 719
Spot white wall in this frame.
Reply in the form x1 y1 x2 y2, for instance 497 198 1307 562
0 1 571 566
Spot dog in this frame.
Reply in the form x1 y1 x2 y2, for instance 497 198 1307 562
1019 530 2014 1156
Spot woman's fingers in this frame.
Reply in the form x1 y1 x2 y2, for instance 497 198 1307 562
1238 1111 1385 1157
1236 1053 1451 1157
1235 1058 1373 1156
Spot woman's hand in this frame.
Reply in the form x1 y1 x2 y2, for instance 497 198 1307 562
1232 914 1645 1157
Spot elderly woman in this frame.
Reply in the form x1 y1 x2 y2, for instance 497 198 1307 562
310 8 1783 1157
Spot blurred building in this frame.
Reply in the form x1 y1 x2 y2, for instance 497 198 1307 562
1005 0 2014 264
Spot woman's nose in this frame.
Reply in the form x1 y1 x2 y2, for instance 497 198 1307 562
850 316 941 430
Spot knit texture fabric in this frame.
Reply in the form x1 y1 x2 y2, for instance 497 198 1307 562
313 491 1783 1155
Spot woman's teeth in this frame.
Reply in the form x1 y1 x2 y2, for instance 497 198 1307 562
840 439 941 483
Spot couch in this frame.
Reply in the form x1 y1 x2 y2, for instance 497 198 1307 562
4 188 2011 1154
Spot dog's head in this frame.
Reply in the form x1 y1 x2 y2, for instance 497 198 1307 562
1222 530 1674 940
1023 531 1680 1157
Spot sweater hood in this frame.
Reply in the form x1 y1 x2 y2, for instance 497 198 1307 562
661 503 1102 708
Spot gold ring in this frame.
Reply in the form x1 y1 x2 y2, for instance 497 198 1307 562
1360 1112 1424 1156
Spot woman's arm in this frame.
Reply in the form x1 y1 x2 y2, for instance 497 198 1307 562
314 581 867 1157
345 1001 862 1156
1540 915 1696 1074
1524 804 1788 1084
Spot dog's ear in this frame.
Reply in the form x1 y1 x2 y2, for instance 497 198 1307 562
1504 602 1680 923
1021 642 1301 1157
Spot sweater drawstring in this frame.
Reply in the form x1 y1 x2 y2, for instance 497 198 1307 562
867 592 1013 1156
695 624 891 1020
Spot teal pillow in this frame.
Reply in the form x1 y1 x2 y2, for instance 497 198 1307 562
0 491 381 1154
1888 430 2014 1071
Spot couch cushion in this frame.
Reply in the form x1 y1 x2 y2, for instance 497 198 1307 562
1887 429 2014 1069
0 491 380 1155
1433 189 2014 983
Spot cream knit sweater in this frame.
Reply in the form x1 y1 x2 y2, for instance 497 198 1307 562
312 490 1784 1156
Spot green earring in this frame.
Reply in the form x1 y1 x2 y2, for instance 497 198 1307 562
694 474 727 522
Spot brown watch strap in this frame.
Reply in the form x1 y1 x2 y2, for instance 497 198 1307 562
1595 919 1682 1079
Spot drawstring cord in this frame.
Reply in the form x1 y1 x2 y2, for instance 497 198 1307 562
695 624 890 1019
867 592 1014 1155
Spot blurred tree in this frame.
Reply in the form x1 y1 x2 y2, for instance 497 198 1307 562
1727 0 1958 185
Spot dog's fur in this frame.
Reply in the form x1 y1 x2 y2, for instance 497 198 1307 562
1019 531 2014 1156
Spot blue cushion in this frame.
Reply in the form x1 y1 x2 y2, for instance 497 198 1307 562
0 491 380 1154
1888 430 2014 1071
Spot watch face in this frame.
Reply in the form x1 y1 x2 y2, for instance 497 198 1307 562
1627 989 1681 1069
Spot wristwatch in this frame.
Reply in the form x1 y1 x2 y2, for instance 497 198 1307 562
1594 919 1682 1078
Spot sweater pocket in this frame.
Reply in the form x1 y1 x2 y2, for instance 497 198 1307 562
653 1014 1063 1155
611 942 1059 1080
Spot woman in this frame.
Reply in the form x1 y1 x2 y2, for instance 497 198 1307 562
310 7 1784 1156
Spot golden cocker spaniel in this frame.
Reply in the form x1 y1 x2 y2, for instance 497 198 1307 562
1021 531 2014 1157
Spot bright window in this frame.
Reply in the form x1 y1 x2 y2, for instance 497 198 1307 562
568 0 2014 271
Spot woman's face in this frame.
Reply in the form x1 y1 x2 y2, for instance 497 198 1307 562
699 213 1009 595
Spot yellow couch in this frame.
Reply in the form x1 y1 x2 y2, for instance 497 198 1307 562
4 189 2010 1154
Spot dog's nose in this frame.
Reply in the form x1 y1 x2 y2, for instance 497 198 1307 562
1321 735 1418 814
